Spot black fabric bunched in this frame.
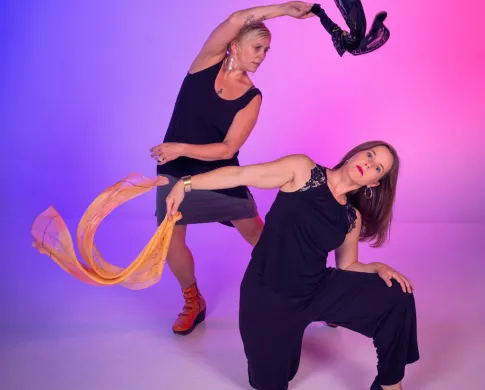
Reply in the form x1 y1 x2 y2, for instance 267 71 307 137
311 1 390 56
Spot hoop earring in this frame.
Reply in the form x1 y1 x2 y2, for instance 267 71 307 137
364 187 373 199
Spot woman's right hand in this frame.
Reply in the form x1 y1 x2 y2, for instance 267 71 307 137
165 180 185 221
282 2 314 19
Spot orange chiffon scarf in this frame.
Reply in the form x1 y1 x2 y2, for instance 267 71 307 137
31 173 181 290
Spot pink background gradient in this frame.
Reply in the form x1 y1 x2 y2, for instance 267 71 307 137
2 1 485 389
3 0 484 223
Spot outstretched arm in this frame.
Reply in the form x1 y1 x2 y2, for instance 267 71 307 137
164 154 315 217
335 210 414 293
189 2 313 72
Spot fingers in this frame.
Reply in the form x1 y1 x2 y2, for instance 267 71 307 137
390 273 414 294
302 3 313 14
151 149 166 164
150 149 163 159
149 145 161 155
157 155 172 165
157 176 169 186
380 273 392 288
407 277 415 291
171 198 181 216
379 265 415 294
301 12 315 19
392 273 408 293
150 146 171 165
166 199 181 222
150 145 163 159
166 197 174 221
401 275 414 293
305 6 316 17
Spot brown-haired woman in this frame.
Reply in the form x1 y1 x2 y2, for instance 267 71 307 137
164 141 419 390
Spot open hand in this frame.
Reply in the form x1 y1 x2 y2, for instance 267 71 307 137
376 263 414 294
149 142 183 165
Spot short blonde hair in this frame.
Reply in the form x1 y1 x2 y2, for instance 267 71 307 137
228 22 271 52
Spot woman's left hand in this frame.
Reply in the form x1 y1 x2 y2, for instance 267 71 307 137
150 143 184 165
375 263 414 294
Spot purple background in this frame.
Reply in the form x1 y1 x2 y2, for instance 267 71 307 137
3 0 484 222
1 1 484 389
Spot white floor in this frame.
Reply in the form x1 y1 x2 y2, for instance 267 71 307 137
1 219 483 390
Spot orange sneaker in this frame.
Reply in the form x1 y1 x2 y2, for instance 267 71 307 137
172 282 206 335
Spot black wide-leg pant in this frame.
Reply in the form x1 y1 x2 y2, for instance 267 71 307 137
239 265 419 390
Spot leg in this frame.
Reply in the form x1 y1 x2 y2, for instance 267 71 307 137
309 269 419 387
166 225 195 288
239 266 306 390
231 216 264 246
166 225 206 335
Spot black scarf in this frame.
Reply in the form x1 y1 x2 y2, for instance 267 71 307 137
311 1 390 56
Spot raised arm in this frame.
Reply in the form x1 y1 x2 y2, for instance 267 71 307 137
189 2 313 72
164 154 315 217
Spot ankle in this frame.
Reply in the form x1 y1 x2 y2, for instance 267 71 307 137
180 279 196 289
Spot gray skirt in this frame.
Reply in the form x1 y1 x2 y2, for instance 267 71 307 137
155 174 258 227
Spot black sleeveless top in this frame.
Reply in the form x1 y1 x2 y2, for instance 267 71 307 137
157 59 262 199
250 165 358 299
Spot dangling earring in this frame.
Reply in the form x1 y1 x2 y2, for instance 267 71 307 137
228 56 234 71
364 187 373 199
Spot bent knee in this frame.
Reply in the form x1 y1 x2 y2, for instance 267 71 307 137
389 281 416 309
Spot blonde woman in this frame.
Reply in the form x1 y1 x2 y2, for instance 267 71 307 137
149 2 314 335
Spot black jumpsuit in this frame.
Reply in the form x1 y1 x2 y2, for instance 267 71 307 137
239 165 419 389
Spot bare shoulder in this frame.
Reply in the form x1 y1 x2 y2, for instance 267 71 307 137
188 54 226 75
279 155 318 192
279 154 315 168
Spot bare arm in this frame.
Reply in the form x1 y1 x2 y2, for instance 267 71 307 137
335 209 415 293
164 154 315 218
189 2 313 72
335 210 381 273
180 95 262 161
190 154 314 191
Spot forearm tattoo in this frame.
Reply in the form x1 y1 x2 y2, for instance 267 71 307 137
244 14 267 25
